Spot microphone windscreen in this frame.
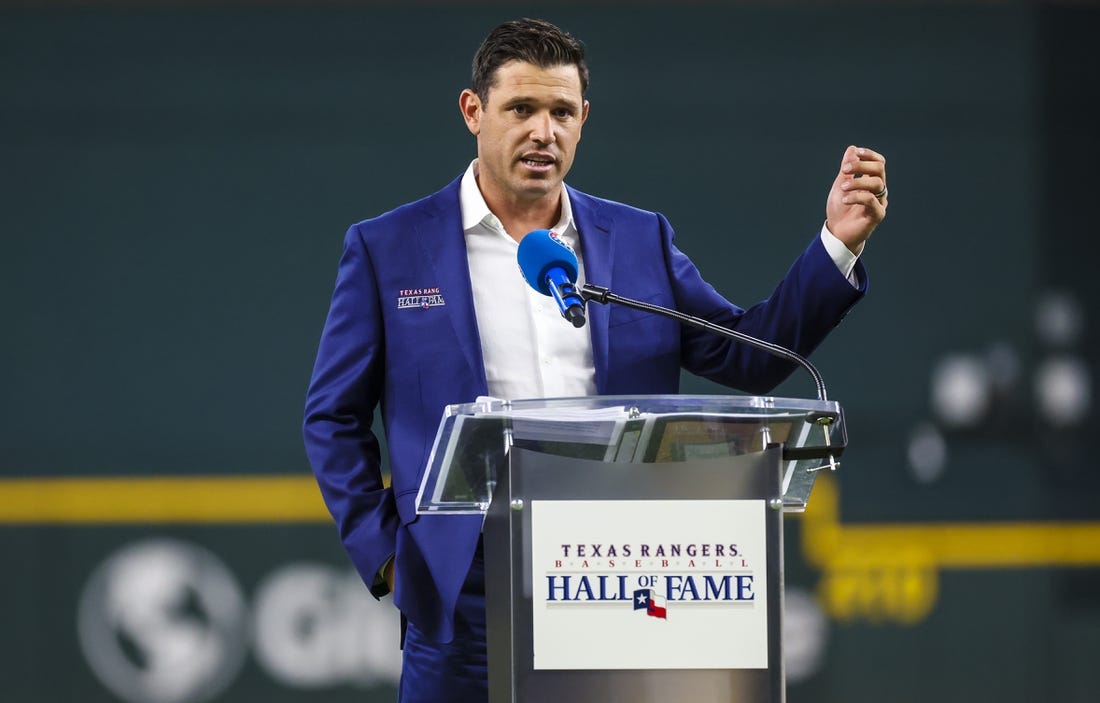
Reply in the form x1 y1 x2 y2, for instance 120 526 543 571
517 229 580 296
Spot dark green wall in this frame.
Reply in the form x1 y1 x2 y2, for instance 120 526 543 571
2 3 1097 702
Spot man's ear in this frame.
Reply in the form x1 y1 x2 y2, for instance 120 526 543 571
459 89 482 136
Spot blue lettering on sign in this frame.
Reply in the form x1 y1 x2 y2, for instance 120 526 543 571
736 575 754 601
704 575 730 600
546 575 630 602
665 575 755 602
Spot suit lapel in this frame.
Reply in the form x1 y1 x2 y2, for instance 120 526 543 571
411 178 488 395
569 186 613 394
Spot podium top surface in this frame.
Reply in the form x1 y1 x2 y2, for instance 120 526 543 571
416 395 845 515
446 394 838 416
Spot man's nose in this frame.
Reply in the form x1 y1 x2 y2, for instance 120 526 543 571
529 113 555 144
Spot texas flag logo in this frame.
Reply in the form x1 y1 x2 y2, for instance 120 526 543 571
633 588 667 620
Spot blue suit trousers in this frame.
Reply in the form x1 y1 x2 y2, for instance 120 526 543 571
398 540 488 702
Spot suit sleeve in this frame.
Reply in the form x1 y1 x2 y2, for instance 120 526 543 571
659 213 867 395
303 223 398 598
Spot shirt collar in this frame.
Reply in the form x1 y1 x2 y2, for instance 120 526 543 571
459 159 575 236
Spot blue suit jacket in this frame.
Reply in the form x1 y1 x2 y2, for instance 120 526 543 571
303 175 865 642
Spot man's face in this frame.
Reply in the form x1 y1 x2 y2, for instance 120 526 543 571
460 60 589 208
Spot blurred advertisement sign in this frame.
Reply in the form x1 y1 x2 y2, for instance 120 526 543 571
76 539 400 703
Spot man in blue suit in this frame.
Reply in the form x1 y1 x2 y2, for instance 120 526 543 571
303 17 887 703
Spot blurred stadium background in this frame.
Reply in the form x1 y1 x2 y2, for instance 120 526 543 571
2 1 1098 701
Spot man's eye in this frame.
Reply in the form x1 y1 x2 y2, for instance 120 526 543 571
553 109 574 119
512 105 531 115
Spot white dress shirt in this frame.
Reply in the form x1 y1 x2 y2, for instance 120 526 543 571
461 161 597 401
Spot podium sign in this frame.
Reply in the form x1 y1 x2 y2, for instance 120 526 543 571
530 499 769 671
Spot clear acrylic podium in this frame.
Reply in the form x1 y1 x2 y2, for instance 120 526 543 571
416 395 846 703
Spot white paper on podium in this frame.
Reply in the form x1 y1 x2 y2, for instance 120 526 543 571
488 404 632 445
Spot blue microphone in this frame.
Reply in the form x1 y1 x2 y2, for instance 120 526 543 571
517 229 586 328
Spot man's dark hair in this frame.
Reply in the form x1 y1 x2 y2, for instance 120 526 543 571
471 18 589 104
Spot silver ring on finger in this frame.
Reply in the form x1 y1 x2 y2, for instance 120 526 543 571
874 184 889 201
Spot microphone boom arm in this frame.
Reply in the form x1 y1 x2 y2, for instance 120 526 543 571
579 283 829 402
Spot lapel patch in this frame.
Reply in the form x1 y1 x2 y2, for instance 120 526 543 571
397 287 446 310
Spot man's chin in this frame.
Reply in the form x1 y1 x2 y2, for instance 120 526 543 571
515 175 559 198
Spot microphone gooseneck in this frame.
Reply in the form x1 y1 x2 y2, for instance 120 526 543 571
579 283 830 402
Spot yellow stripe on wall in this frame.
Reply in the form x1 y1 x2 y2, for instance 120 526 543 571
801 473 1100 569
0 476 333 524
800 473 1100 624
820 521 1100 568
